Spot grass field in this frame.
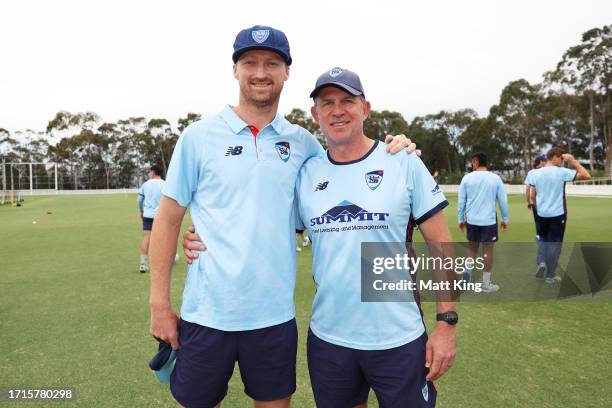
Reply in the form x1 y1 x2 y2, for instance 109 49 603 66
1 193 611 407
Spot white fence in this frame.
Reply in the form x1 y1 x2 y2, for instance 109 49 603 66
441 184 612 197
12 188 139 196
9 185 612 197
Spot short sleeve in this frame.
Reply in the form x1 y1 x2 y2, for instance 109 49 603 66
408 156 449 225
303 129 325 160
161 125 202 208
561 167 577 182
523 170 532 186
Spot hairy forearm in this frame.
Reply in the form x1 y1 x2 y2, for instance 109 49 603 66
419 212 456 313
149 197 185 309
525 187 531 204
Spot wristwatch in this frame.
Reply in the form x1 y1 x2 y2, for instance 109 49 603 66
436 311 459 325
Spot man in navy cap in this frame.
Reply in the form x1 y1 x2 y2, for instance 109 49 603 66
298 67 456 407
185 67 457 407
149 26 415 408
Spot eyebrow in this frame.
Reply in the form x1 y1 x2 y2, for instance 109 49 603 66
319 95 356 104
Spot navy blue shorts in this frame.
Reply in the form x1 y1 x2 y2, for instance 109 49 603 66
537 214 566 242
307 329 436 408
466 223 498 243
142 217 154 231
170 318 297 408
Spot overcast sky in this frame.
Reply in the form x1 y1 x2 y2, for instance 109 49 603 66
1 0 610 137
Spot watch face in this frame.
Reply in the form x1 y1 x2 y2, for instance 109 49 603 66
438 312 458 325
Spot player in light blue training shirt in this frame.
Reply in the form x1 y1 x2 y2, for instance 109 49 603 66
294 68 456 407
528 147 590 283
148 26 414 408
137 164 165 273
523 155 547 277
457 152 508 292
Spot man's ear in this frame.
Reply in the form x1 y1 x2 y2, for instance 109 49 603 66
284 65 290 81
233 64 238 80
311 105 320 124
363 100 372 120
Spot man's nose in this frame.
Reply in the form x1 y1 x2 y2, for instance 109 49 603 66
331 102 344 116
254 63 267 79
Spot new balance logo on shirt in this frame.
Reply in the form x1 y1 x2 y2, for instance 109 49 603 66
225 146 243 156
315 182 329 192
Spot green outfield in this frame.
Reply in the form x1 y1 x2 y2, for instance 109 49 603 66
1 193 611 407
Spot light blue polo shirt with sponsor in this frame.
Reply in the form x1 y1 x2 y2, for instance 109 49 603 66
528 166 577 217
457 171 508 226
162 105 323 331
296 140 448 350
138 179 165 219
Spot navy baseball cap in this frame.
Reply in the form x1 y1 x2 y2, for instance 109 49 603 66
310 67 364 99
149 340 176 384
534 155 547 167
232 25 292 65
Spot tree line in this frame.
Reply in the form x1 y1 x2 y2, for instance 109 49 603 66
0 25 610 188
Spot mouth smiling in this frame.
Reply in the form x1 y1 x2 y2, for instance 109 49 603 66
330 120 349 128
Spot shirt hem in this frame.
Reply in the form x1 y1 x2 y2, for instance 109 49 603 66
180 311 296 332
309 324 425 351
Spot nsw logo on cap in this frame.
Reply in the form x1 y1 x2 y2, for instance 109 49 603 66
329 67 343 77
252 30 270 43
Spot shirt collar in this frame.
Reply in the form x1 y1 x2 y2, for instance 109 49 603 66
221 105 286 135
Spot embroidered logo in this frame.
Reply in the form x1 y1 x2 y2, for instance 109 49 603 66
252 30 270 44
329 67 343 77
315 182 329 192
275 141 290 162
225 146 243 156
365 170 384 190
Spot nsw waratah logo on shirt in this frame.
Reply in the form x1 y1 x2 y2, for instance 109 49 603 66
365 170 384 190
275 141 290 162
309 200 389 227
252 30 270 43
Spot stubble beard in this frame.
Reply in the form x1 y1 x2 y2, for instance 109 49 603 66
242 84 283 109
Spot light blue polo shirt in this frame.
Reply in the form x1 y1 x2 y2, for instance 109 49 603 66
529 166 576 217
162 105 324 331
457 170 508 226
524 168 537 186
138 179 165 219
296 141 448 350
